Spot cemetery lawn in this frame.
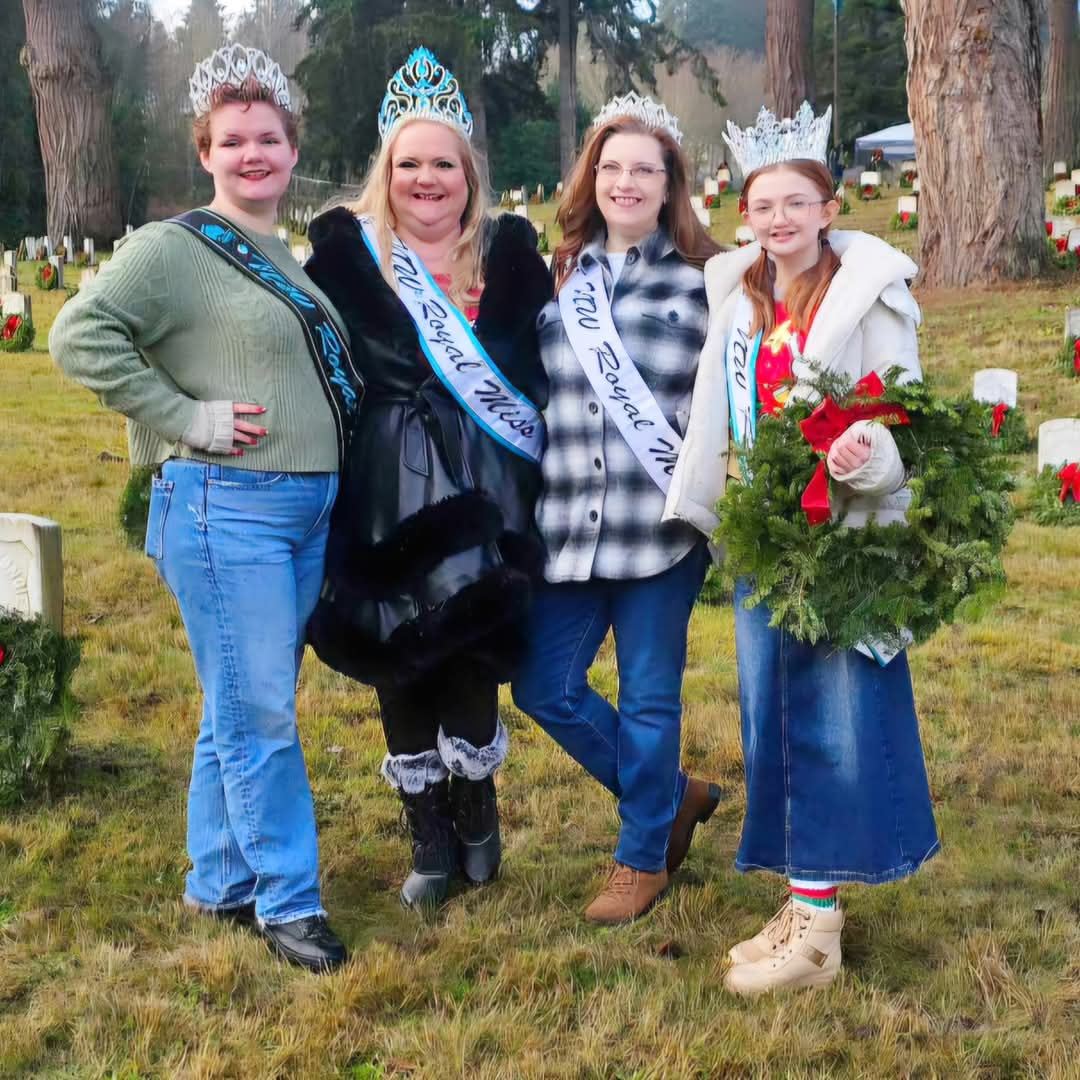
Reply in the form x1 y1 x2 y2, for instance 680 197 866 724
1 200 1078 1079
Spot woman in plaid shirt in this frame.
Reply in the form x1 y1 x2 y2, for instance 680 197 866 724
512 97 722 924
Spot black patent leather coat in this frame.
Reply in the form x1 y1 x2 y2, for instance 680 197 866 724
304 208 552 688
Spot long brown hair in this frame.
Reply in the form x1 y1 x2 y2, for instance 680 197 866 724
741 159 840 337
552 115 720 293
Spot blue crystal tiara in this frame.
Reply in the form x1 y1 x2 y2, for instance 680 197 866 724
378 47 473 142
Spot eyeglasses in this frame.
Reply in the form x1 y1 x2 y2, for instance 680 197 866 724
746 198 831 223
594 161 668 182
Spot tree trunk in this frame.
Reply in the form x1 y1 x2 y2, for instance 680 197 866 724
766 0 815 117
1044 0 1080 174
21 0 122 244
558 0 578 179
902 0 1044 287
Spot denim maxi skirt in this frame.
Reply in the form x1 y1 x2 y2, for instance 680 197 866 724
733 579 940 884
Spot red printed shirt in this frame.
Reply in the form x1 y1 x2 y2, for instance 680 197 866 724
434 273 482 325
757 299 808 415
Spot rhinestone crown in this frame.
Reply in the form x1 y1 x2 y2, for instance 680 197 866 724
723 102 832 175
189 44 291 118
591 92 683 145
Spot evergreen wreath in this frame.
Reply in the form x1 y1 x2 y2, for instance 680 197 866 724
34 262 58 290
983 402 1032 454
1060 336 1080 378
0 613 79 807
0 314 34 353
1031 464 1080 526
890 211 918 231
714 367 1015 652
118 466 155 550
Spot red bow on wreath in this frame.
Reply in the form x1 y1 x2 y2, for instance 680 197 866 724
0 644 6 666
1058 462 1080 504
797 372 911 527
991 402 1009 437
2 315 20 340
1073 338 1080 375
1046 221 1054 237
1056 237 1069 253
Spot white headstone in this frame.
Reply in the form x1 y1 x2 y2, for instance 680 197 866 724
2 251 14 272
1071 170 1080 187
83 237 95 265
1054 160 1069 178
735 225 756 246
0 268 15 296
63 235 74 264
510 188 524 203
125 224 134 235
1051 217 1074 239
47 255 64 289
912 177 921 194
276 227 289 243
704 178 720 197
900 159 917 173
717 167 731 183
24 237 38 260
1065 308 1080 341
860 171 881 187
690 195 705 211
533 221 545 236
1068 229 1080 253
44 236 53 257
2 292 31 322
291 243 311 265
1054 179 1077 200
555 181 564 197
897 195 918 215
513 203 529 219
0 514 64 633
80 267 97 288
536 183 544 200
972 369 1018 409
695 208 711 228
1038 419 1080 472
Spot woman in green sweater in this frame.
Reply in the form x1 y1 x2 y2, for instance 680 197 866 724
48 45 362 973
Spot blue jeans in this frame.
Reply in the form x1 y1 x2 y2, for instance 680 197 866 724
512 545 709 872
147 460 339 924
733 578 939 883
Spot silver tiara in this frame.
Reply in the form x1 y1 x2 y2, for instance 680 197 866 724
378 47 473 142
591 92 683 145
189 44 291 117
723 102 831 175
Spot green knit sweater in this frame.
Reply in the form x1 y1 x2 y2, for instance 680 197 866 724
49 213 348 471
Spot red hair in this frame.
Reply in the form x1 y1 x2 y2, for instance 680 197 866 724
552 116 719 293
192 76 299 154
741 160 840 337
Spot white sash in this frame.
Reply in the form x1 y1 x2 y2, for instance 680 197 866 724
725 290 763 481
558 260 683 493
357 217 544 463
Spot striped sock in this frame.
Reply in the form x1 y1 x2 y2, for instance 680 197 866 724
789 879 839 911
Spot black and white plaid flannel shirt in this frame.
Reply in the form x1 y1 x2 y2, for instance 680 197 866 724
535 228 708 582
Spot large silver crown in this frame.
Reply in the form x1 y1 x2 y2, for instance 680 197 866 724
189 44 291 118
723 102 831 175
378 47 473 142
591 92 683 145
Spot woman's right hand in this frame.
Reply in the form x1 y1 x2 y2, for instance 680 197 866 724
181 400 268 455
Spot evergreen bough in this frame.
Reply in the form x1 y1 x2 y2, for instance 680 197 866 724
0 613 79 807
984 403 1032 454
118 466 155 550
1031 466 1080 527
714 368 1015 651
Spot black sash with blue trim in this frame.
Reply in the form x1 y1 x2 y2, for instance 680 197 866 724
169 208 363 464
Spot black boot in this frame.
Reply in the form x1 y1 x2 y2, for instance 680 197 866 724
449 774 501 884
399 780 458 909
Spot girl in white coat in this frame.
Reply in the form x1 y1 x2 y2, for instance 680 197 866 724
664 150 939 996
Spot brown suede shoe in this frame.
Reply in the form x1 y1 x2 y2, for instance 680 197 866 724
667 777 724 873
584 862 669 924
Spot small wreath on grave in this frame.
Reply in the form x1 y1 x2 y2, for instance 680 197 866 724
1054 195 1080 215
536 229 549 255
714 366 1015 651
34 262 57 291
1047 237 1080 270
0 314 35 353
1059 336 1080 378
118 466 155 550
1031 463 1080 526
983 402 1032 453
899 170 916 189
704 194 719 210
718 180 730 193
890 211 918 231
0 611 79 807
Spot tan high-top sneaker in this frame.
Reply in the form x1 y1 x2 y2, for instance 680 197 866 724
723 902 844 996
584 862 669 924
666 777 724 874
727 900 795 965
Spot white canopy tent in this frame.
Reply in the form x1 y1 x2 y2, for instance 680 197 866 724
854 122 915 163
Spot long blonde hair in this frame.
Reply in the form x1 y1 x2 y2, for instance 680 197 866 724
345 118 491 309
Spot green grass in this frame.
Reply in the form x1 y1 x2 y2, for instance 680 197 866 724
1 194 1078 1078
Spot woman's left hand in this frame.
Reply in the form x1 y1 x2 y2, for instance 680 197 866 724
827 428 872 476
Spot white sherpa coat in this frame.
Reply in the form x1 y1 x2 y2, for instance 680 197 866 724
662 230 922 538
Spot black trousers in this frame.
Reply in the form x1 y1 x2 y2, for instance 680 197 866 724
377 661 499 757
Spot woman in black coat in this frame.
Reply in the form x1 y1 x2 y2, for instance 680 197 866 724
305 52 551 908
